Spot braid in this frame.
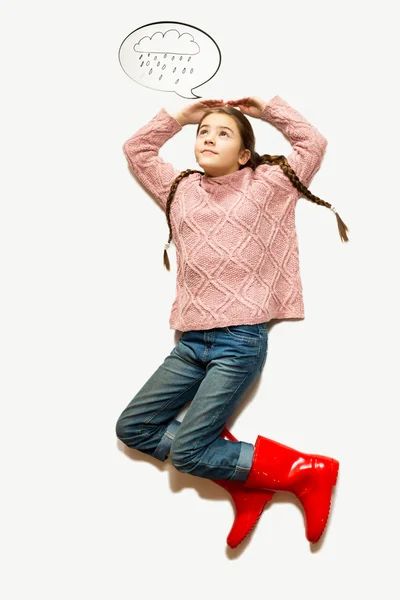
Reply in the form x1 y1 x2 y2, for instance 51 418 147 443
163 156 349 271
163 169 204 271
256 153 350 244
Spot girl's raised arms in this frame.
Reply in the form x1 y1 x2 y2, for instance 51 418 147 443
172 99 228 126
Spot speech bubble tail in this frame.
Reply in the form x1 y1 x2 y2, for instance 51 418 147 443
176 90 202 100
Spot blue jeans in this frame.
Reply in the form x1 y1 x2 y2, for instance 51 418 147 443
115 323 268 481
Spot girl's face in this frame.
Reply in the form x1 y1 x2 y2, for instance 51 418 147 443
194 113 251 177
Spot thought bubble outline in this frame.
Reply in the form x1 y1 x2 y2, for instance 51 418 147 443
118 21 222 99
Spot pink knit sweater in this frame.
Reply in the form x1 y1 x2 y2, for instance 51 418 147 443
123 95 327 332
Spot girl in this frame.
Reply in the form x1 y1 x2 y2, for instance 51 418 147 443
116 95 349 548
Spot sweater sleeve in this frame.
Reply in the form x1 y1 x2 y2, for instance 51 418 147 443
256 95 328 196
122 108 184 212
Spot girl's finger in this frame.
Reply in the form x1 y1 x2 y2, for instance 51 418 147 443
228 98 250 104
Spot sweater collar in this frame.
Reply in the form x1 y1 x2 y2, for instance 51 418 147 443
200 167 251 188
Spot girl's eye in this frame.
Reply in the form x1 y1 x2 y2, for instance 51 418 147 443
200 130 228 136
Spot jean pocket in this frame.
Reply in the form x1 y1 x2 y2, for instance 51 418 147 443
223 324 262 343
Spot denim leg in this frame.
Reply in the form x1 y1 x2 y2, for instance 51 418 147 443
169 326 268 480
116 324 268 480
170 346 263 481
115 344 206 460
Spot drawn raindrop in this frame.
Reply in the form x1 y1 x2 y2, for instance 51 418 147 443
147 53 150 57
179 56 183 60
172 56 175 61
162 64 166 70
173 67 176 73
149 68 153 75
139 54 143 60
164 54 167 58
146 60 150 66
188 56 191 62
190 68 193 74
182 68 186 74
157 61 160 66
140 61 144 67
175 79 180 84
159 75 163 80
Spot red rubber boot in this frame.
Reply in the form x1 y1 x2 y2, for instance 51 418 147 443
212 427 275 548
244 435 339 543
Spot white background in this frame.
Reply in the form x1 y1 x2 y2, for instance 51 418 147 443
1 0 399 598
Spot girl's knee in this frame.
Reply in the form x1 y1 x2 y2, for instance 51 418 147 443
115 414 130 442
115 412 142 445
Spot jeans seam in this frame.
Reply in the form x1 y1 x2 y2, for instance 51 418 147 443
224 328 261 343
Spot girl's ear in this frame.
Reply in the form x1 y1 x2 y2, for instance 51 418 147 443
239 149 251 165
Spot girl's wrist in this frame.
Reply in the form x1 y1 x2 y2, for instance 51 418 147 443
171 111 188 126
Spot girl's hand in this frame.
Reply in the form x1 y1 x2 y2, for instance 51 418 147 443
225 97 267 119
176 99 227 125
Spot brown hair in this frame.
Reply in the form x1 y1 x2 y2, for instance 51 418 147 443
163 107 349 271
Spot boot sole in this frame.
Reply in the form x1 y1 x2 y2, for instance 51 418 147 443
308 458 340 544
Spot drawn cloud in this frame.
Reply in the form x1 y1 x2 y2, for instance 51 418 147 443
119 22 221 99
133 30 200 55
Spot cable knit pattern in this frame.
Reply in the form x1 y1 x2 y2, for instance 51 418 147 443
123 95 327 332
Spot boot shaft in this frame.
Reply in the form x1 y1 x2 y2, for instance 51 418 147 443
243 434 339 543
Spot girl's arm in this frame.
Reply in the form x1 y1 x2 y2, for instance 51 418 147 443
122 108 184 213
256 95 328 193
